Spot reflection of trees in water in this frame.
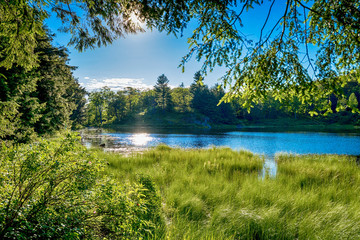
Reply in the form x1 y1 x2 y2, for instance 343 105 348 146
191 135 221 148
80 129 118 148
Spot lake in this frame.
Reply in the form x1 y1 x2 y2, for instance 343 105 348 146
80 128 360 176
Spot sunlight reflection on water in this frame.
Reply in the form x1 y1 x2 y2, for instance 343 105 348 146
81 129 360 178
128 133 153 146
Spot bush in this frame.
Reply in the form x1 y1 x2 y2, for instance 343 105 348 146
0 132 101 239
0 133 164 239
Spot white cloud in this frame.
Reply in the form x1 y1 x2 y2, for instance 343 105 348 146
84 77 90 80
83 78 153 91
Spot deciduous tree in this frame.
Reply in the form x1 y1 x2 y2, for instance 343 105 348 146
2 0 360 109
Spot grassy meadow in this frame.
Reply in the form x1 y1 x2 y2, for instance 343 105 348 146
98 146 360 239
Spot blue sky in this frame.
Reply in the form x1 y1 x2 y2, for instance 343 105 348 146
46 1 288 92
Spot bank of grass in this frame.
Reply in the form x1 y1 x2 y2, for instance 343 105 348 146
98 146 360 239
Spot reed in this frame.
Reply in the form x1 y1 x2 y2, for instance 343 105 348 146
98 146 360 239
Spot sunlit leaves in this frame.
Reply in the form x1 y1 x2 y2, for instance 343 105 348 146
0 1 46 70
179 0 360 112
2 0 360 114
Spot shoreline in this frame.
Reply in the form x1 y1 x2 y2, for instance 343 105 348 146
84 122 360 134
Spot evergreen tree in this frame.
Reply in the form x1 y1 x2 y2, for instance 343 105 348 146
68 82 87 129
210 85 237 124
190 72 215 116
154 74 172 111
0 30 86 143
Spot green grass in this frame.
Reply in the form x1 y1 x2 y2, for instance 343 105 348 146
98 146 360 239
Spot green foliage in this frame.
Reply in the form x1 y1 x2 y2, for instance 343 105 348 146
69 81 88 129
171 87 192 113
349 93 359 112
0 132 102 239
90 177 165 239
84 73 360 127
154 74 173 111
180 0 360 109
189 74 237 124
0 31 86 143
0 0 147 70
88 87 113 126
107 91 127 122
87 87 143 126
123 87 141 114
0 2 45 70
0 133 165 239
2 0 360 110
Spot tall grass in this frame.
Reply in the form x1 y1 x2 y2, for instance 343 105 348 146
98 146 360 239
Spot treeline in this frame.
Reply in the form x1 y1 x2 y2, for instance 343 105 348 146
0 30 87 143
86 72 237 126
237 80 360 123
86 73 360 127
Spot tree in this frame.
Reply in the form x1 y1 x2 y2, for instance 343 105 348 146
140 89 157 112
123 87 141 114
210 85 237 124
154 74 172 111
349 93 359 112
108 91 127 122
88 87 112 126
171 87 193 113
0 30 86 143
190 73 218 118
2 0 360 110
68 82 87 129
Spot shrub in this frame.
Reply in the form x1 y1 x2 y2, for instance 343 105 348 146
0 133 164 239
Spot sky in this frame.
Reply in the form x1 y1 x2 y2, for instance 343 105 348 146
45 1 288 92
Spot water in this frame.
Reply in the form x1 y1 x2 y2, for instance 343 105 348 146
81 129 360 177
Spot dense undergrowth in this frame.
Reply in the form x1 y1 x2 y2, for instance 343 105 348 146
101 146 360 239
0 133 164 239
1 135 359 239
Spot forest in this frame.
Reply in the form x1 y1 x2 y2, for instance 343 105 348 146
86 73 360 129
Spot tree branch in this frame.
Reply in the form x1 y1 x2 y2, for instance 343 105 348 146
294 0 321 16
259 0 276 49
303 6 315 74
231 0 249 26
279 0 291 45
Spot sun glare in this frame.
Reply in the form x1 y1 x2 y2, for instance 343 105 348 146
129 133 153 146
130 13 145 28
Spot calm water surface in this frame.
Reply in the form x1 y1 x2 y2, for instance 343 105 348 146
81 129 360 176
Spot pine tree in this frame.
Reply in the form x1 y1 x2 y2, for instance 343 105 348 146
0 29 86 143
154 74 172 111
